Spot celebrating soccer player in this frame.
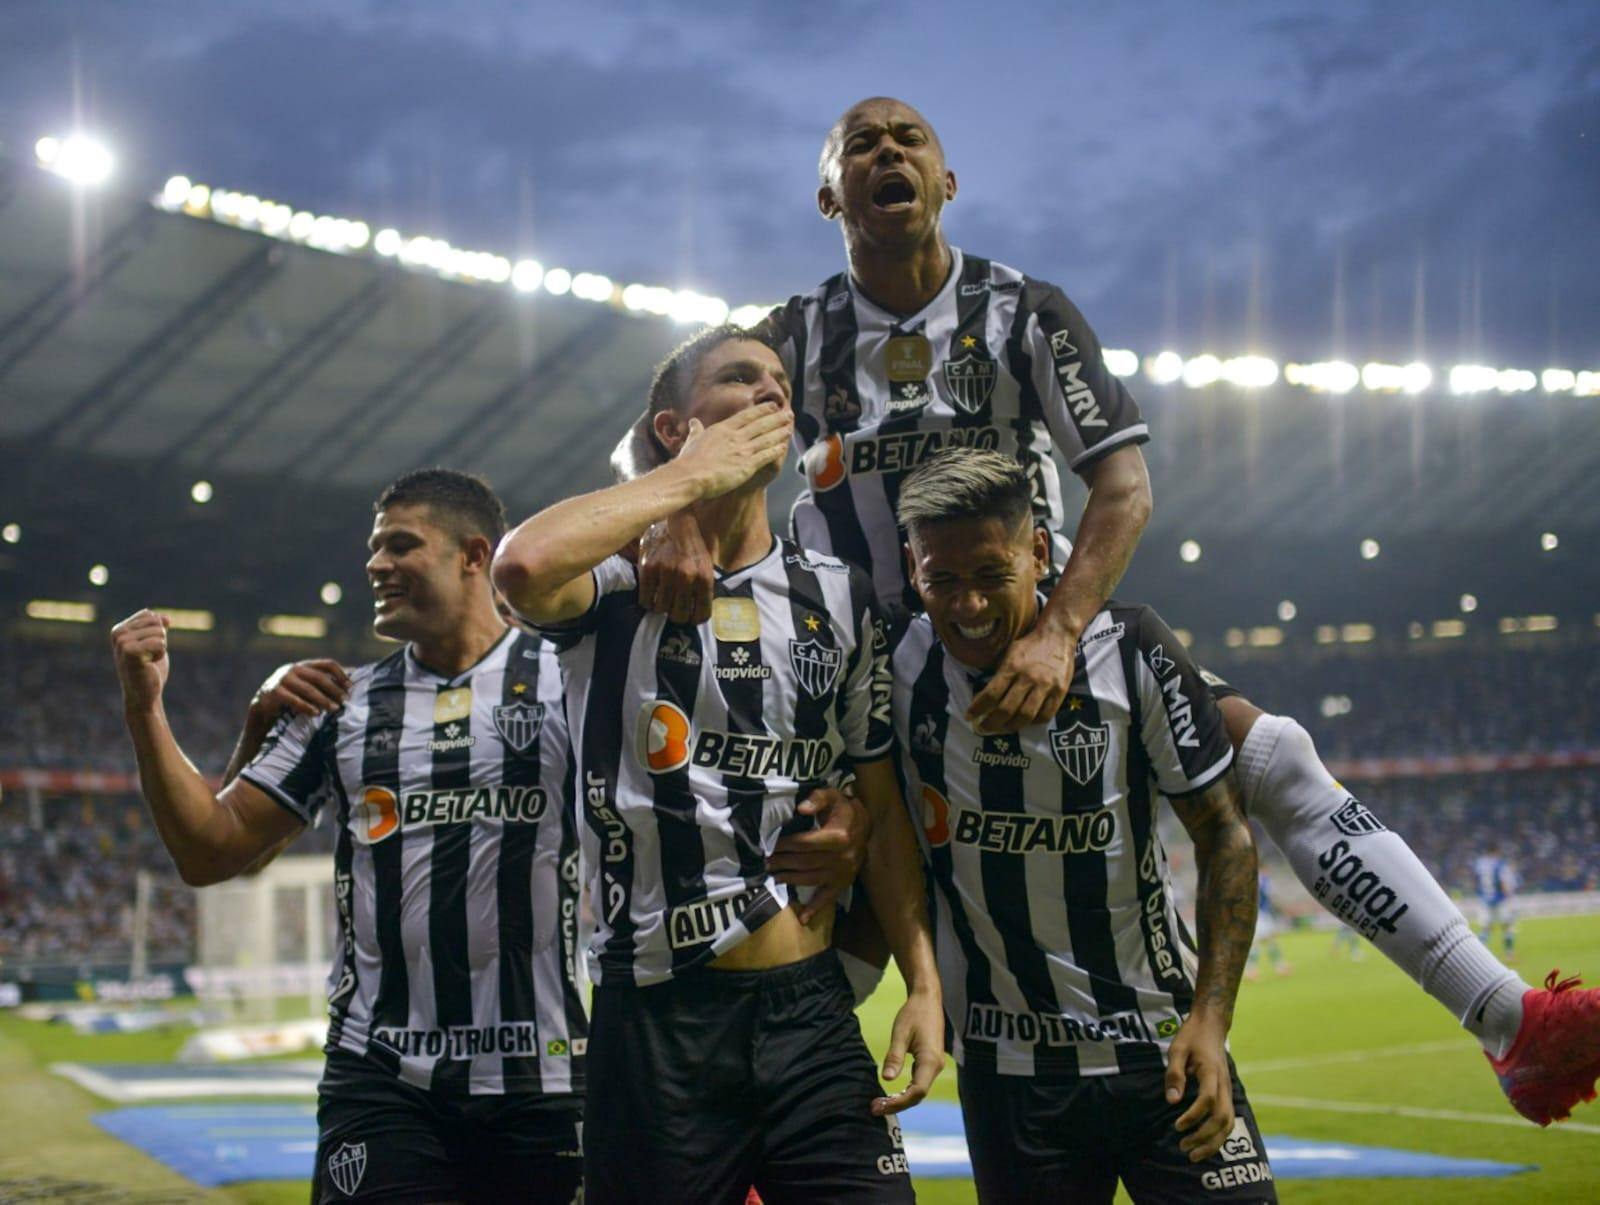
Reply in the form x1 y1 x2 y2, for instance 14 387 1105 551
495 326 942 1203
112 471 588 1201
891 448 1271 1201
614 95 1600 1124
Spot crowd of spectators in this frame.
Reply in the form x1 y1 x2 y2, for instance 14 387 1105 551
1 630 1596 966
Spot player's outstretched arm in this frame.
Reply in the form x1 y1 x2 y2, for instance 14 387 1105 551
968 444 1151 733
495 402 791 623
851 757 944 1116
112 610 304 887
1168 771 1258 1161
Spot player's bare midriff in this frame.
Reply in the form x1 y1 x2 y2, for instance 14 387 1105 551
710 901 834 970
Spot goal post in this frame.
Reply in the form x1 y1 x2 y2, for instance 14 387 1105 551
191 855 335 1021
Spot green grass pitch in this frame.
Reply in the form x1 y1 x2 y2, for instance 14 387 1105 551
1 915 1595 1202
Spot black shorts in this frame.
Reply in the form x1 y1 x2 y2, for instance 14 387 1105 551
958 1062 1277 1204
585 950 914 1204
312 1048 582 1204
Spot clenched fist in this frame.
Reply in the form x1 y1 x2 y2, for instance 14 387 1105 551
110 609 173 714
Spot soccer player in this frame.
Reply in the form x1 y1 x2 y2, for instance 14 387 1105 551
892 448 1270 1202
615 94 1600 1125
1244 870 1292 981
494 326 942 1203
112 470 587 1203
1475 841 1519 959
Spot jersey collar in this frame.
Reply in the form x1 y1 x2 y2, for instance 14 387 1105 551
714 533 780 588
405 625 514 687
848 247 964 330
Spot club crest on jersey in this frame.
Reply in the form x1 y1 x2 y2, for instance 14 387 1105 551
1051 722 1109 785
493 701 545 754
327 1141 366 1197
637 699 692 774
789 638 842 699
942 353 996 414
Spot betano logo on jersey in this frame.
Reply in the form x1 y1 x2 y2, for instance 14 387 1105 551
952 806 1115 855
635 699 836 781
351 783 548 844
802 425 1001 492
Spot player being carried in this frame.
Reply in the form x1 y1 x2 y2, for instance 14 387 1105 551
615 94 1600 1126
494 326 942 1203
892 447 1271 1201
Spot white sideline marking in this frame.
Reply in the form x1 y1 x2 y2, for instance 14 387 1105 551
1240 1040 1465 1073
1252 1092 1600 1135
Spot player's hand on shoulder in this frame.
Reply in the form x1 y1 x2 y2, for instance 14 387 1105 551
110 609 173 712
968 622 1077 734
1166 1013 1235 1161
675 403 792 499
769 784 873 925
874 985 945 1116
638 511 714 626
250 659 352 724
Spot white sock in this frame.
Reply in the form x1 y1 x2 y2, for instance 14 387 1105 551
1237 713 1532 1057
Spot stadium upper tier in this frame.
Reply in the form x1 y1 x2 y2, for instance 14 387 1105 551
1 152 1596 629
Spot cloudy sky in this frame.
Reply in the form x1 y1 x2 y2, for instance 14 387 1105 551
2 0 1594 364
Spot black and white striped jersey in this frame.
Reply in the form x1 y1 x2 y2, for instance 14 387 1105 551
239 629 586 1097
892 602 1232 1078
765 248 1148 610
547 538 892 988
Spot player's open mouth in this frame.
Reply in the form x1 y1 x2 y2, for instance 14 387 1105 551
871 174 917 211
956 619 998 640
373 584 405 609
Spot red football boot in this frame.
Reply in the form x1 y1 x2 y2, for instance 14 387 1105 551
1487 970 1600 1125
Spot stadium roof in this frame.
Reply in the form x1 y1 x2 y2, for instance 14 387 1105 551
1 154 1597 637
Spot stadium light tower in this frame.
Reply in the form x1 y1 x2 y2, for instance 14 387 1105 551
35 133 114 186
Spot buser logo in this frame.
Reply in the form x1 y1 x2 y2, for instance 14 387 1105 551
638 700 692 773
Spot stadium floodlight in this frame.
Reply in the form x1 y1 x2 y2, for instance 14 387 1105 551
730 304 775 329
1540 531 1559 552
1459 592 1478 613
1285 360 1359 394
1574 371 1600 397
288 210 316 241
1359 538 1380 560
1496 368 1536 394
161 175 192 208
1179 539 1201 563
1361 361 1405 392
185 183 212 213
572 272 615 302
1 522 18 544
668 289 729 326
25 599 96 623
1319 695 1353 717
1431 619 1467 639
36 133 114 186
1340 623 1375 643
1449 364 1498 395
88 563 110 586
260 614 328 639
1224 628 1245 648
375 228 402 257
543 267 573 296
1221 356 1278 389
1144 350 1184 385
1314 624 1338 644
512 260 545 293
190 480 213 504
1401 361 1432 394
345 221 372 251
1541 368 1576 393
1102 348 1138 378
1277 599 1297 622
1407 621 1425 640
320 582 343 606
1181 354 1221 388
1247 626 1283 647
158 608 215 632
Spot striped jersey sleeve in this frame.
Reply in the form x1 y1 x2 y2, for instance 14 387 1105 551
530 554 638 639
835 568 894 760
239 711 335 823
1127 605 1233 797
1015 278 1148 475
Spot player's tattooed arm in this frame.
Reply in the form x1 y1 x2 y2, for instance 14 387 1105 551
1165 769 1257 1160
496 402 792 623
